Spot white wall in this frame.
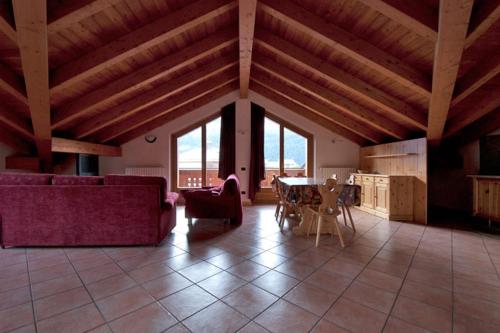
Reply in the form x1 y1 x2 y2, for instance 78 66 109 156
99 90 361 199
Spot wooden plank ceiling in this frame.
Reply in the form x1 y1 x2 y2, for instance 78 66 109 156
0 0 498 169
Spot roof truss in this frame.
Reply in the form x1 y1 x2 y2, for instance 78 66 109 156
0 0 498 163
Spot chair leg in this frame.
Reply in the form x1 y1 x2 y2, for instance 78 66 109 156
341 204 348 226
333 218 345 248
275 202 281 220
306 212 315 239
346 206 356 232
279 207 287 229
315 216 322 247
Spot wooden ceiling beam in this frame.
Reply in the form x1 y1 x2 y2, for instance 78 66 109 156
255 30 427 130
238 0 257 98
445 89 500 137
52 137 121 156
114 82 239 145
250 81 367 146
252 70 384 143
253 55 410 140
0 4 16 45
356 0 438 41
71 55 238 139
258 0 431 97
13 0 52 170
52 27 238 130
0 105 34 140
452 57 500 107
47 0 123 34
0 61 28 105
426 0 474 144
91 70 238 143
465 0 500 49
50 0 236 94
447 108 500 146
0 122 34 154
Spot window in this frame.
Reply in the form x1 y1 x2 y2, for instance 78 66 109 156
173 115 224 190
262 115 313 187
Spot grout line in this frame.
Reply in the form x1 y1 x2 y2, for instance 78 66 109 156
25 248 39 333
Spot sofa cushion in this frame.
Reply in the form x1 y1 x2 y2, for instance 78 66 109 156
104 175 167 201
164 192 179 210
0 172 53 185
52 175 104 186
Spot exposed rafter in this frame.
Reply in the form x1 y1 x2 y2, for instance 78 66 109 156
92 69 238 143
255 30 427 130
258 0 432 97
52 137 121 156
250 81 367 145
0 123 34 154
252 70 384 143
426 0 474 144
47 0 123 34
0 104 34 140
238 0 257 98
52 27 238 130
72 55 238 139
50 0 236 95
0 5 16 45
452 57 500 107
0 61 28 105
253 55 409 139
447 108 500 146
13 0 52 169
114 82 239 145
465 0 500 48
356 0 438 41
445 88 500 137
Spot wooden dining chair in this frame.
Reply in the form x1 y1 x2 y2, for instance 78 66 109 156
277 179 296 230
272 175 282 221
306 179 346 247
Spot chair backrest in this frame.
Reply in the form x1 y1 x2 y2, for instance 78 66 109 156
318 178 342 214
275 177 287 202
271 175 279 193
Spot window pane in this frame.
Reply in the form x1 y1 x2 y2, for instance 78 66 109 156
284 128 307 177
263 117 280 187
177 127 202 188
206 117 224 186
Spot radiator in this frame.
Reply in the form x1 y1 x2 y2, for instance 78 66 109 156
125 167 167 177
319 167 356 183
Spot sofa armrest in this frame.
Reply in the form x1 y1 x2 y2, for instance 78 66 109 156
163 192 179 210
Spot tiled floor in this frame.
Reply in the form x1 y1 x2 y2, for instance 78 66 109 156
1 206 500 333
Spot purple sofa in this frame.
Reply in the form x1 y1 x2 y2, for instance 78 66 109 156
0 173 178 248
183 174 243 224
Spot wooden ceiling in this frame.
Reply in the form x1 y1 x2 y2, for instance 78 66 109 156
0 0 498 170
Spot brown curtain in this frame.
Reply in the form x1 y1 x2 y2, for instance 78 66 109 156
249 103 266 201
218 103 236 179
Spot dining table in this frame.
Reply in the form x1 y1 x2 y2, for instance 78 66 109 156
278 177 360 235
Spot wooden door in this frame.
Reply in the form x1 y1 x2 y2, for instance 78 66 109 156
362 182 375 209
374 183 389 213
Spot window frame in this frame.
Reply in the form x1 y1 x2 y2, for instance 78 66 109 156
263 113 314 185
171 112 221 192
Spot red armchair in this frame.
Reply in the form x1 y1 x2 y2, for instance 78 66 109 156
183 174 243 224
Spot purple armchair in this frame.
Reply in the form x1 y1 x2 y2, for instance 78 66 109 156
183 174 243 224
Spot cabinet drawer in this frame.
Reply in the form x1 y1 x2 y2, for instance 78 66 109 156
362 176 374 183
375 177 389 184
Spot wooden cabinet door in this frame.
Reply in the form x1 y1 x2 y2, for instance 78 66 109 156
374 183 389 213
477 180 491 217
362 182 375 209
491 181 500 220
